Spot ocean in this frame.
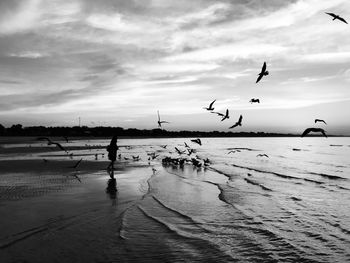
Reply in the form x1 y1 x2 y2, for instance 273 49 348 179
0 137 349 262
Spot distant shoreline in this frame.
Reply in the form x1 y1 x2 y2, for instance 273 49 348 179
0 124 347 138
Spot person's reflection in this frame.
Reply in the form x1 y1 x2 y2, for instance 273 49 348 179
106 177 117 200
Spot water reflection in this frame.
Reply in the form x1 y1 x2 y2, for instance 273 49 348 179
106 178 117 200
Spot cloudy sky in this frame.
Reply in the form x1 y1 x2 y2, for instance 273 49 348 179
1 0 350 134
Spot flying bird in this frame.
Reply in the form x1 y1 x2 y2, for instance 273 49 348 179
184 142 190 148
315 119 327 125
257 154 269 158
70 158 83 169
157 110 170 128
37 137 68 152
191 138 202 146
203 99 216 111
229 115 243 129
221 109 229 121
325 12 348 24
256 62 269 83
160 145 167 149
301 128 328 138
249 98 260 103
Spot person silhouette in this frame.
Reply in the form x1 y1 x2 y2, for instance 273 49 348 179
107 135 118 178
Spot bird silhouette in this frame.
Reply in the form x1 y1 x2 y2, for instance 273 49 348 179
315 119 327 125
325 12 348 24
191 138 202 146
229 115 243 129
203 99 216 111
249 98 260 103
37 137 68 152
184 142 190 148
256 62 269 83
160 145 167 149
257 154 269 158
301 128 328 138
221 109 229 121
157 110 170 128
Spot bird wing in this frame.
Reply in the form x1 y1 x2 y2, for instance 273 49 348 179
54 142 67 152
229 123 238 129
226 109 229 117
301 128 312 137
209 99 216 108
321 130 328 138
256 74 263 83
157 110 160 122
261 62 266 73
338 17 348 24
238 115 243 124
73 158 82 168
325 12 336 18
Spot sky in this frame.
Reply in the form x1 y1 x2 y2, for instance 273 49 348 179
0 0 350 134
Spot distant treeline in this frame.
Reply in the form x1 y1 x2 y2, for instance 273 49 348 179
0 123 302 137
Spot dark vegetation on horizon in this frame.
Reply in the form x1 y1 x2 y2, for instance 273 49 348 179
0 123 333 137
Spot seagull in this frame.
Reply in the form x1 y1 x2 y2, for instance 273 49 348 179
191 138 202 146
184 142 190 148
315 119 327 125
257 154 269 158
70 158 83 169
37 137 68 152
256 62 269 83
325 12 348 24
157 110 170 128
249 98 260 103
229 115 243 129
301 128 328 138
203 99 216 111
221 109 229 121
132 155 140 161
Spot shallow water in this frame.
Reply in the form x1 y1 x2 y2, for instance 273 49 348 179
0 137 349 262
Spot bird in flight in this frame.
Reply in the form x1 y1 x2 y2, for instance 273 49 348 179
229 115 243 129
249 98 260 103
221 109 229 121
160 145 167 149
191 138 202 146
37 137 68 153
301 128 328 138
184 142 190 148
157 110 170 128
315 119 327 125
203 99 216 111
257 154 269 158
325 12 348 24
256 62 269 83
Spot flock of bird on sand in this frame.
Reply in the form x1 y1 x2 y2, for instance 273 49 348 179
35 12 346 179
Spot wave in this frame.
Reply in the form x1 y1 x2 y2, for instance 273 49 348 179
244 178 273 191
137 205 236 262
309 172 346 180
228 163 324 185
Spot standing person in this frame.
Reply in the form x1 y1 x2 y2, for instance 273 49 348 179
107 135 118 178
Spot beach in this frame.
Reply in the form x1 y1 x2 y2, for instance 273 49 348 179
0 137 349 263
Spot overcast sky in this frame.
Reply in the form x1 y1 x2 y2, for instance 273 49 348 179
0 0 350 134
